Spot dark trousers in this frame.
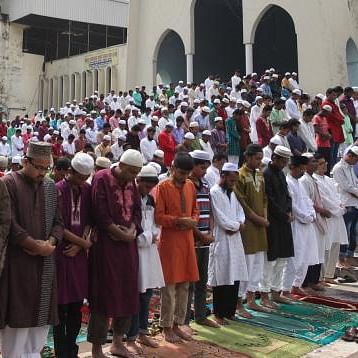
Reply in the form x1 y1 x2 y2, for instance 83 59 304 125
53 302 83 358
184 247 209 324
341 206 358 257
303 264 321 287
330 142 340 169
213 281 239 319
87 312 131 345
317 147 331 174
127 289 153 340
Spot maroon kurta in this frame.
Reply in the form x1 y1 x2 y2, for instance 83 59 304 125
89 168 142 317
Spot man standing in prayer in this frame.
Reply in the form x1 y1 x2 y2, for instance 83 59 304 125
261 146 294 303
235 144 273 315
283 156 319 295
0 141 63 358
88 149 143 358
208 162 248 325
54 152 94 357
204 152 227 189
155 153 199 343
158 122 176 168
226 109 242 164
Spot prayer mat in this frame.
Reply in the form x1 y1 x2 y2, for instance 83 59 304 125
237 302 358 345
192 320 319 358
293 294 358 312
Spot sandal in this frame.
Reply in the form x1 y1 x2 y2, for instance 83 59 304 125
342 327 357 342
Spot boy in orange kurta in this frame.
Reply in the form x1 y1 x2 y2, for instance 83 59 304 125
155 152 199 343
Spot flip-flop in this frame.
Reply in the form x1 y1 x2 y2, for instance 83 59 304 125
342 327 357 342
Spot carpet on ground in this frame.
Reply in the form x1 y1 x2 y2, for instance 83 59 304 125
292 294 358 311
192 320 319 358
236 301 358 345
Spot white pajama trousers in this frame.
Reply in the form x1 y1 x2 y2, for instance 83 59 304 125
282 257 309 291
0 325 49 358
239 252 265 296
323 243 340 279
260 256 288 292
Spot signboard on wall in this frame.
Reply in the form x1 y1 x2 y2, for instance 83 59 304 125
85 49 118 70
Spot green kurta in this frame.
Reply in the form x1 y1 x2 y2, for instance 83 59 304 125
235 164 268 254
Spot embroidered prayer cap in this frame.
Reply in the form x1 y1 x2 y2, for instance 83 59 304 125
72 153 94 176
12 155 22 164
184 132 195 140
273 145 292 159
214 117 223 122
153 149 164 159
222 98 229 104
180 101 188 107
189 121 199 128
152 116 159 121
222 162 238 172
95 157 112 169
147 162 162 175
119 149 143 168
189 150 211 161
322 105 332 112
348 146 358 156
137 165 159 179
202 106 210 113
292 89 302 95
242 101 251 109
202 130 211 136
103 135 111 141
27 141 52 160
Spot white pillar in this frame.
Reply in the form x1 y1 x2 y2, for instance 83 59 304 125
152 59 157 86
186 53 193 83
245 43 253 75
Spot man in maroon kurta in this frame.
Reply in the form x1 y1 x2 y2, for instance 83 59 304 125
88 149 143 358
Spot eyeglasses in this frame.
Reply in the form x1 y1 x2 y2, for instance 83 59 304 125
27 157 52 172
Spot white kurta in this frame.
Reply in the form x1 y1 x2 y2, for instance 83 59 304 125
249 104 262 143
287 174 319 267
137 195 165 293
208 184 248 286
313 174 348 247
204 165 220 189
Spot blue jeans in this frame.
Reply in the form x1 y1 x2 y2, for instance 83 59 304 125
340 206 358 257
127 289 153 340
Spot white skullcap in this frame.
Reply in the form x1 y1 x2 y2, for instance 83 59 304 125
352 87 358 92
103 135 111 141
194 99 201 104
349 146 358 156
190 150 211 161
292 89 301 95
285 72 291 76
222 162 238 172
137 165 158 178
264 76 270 80
255 96 263 101
184 132 195 140
222 98 229 104
69 120 76 125
180 102 188 107
322 105 332 112
280 96 287 101
202 130 211 136
119 149 143 168
213 99 221 104
1 136 7 141
179 80 184 84
189 121 199 128
270 67 275 72
272 74 279 79
252 72 257 76
270 135 282 145
138 119 146 125
202 106 210 113
66 102 71 105
161 107 168 112
2 119 6 123
256 88 263 93
242 101 251 109
292 72 297 76
119 119 126 124
125 105 132 111
96 157 112 169
31 137 39 142
165 122 174 127
152 116 159 121
118 134 127 141
54 130 59 135
50 108 55 112
43 134 52 142
315 93 325 100
132 107 139 112
71 153 94 175
147 162 162 175
273 145 292 158
230 97 237 102
91 110 97 114
302 152 314 158
12 155 22 164
237 99 243 104
265 69 270 74
100 109 106 114
214 116 223 122
153 149 164 159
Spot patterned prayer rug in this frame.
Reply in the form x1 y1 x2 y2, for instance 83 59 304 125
192 320 319 358
293 294 358 311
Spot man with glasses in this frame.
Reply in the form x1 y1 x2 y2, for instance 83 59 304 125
0 141 63 358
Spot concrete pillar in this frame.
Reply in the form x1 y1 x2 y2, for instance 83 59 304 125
93 70 98 94
152 59 157 86
53 77 58 110
98 69 105 95
87 71 93 96
43 79 49 110
75 73 81 101
245 43 253 75
111 66 118 92
186 53 193 83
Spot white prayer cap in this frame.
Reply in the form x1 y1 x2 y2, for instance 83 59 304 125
227 87 232 90
153 149 164 158
43 134 52 142
31 137 39 142
200 83 205 87
213 99 221 104
292 89 301 95
138 119 146 125
270 135 282 145
262 157 271 166
242 101 251 109
302 152 314 158
184 132 195 140
264 76 270 80
270 67 275 72
292 72 297 76
103 135 111 141
100 109 106 114
2 119 6 123
352 87 358 92
1 136 7 141
349 146 358 156
222 162 238 172
161 107 168 112
165 122 174 128
119 119 126 125
66 102 71 105
132 107 139 111
179 80 184 84
214 116 223 122
252 72 257 76
91 110 97 114
12 155 22 164
54 130 59 135
285 72 291 76
147 162 162 175
152 115 159 121
202 106 210 113
202 130 211 136
237 99 243 104
193 99 201 104
137 165 158 179
272 74 279 79
256 88 263 93
255 96 263 102
222 98 229 104
322 105 332 112
118 134 127 141
71 153 94 175
189 121 199 128
315 93 325 100
273 145 292 158
125 105 132 111
50 107 55 112
265 69 270 74
190 150 211 161
69 119 76 125
96 157 112 169
79 102 83 106
280 96 287 101
230 97 237 102
180 101 188 107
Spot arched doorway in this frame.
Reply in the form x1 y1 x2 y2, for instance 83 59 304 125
253 5 298 74
194 0 244 83
347 38 358 86
155 30 186 84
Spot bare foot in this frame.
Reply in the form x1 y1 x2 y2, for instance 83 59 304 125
282 291 298 300
310 283 326 292
179 324 193 335
196 317 220 328
291 286 307 296
173 325 192 341
138 334 159 348
247 301 273 313
163 327 181 343
261 298 279 309
272 292 294 304
125 341 143 355
323 278 336 285
110 345 134 358
214 316 229 325
237 307 253 319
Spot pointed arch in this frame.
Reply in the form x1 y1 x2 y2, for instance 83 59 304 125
346 38 358 85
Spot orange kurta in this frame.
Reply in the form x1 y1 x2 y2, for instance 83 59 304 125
155 178 199 284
